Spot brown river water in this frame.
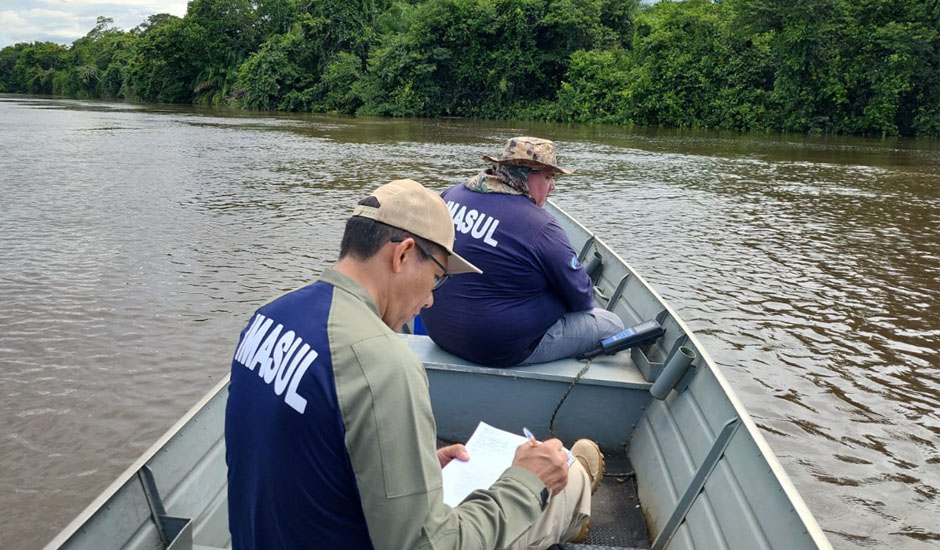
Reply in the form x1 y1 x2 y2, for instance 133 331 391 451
0 95 937 549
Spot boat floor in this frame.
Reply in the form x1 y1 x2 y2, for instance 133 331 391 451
563 448 650 550
439 439 650 549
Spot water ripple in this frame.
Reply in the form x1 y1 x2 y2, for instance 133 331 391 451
1 97 938 549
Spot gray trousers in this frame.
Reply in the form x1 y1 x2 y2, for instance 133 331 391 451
520 308 624 365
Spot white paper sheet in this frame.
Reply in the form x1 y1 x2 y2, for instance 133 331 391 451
440 422 575 507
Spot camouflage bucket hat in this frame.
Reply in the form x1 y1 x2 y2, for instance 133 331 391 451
482 136 575 175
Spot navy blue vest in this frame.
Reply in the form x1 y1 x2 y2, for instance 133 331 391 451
225 281 373 549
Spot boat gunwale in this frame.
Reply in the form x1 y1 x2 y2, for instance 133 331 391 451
547 199 833 550
41 375 232 550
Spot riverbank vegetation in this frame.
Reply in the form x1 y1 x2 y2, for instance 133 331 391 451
1 0 938 136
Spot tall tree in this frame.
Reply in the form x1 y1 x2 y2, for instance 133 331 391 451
126 16 205 103
53 17 137 99
185 0 260 103
236 0 386 111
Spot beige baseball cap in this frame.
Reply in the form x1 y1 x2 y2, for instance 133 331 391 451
352 179 482 275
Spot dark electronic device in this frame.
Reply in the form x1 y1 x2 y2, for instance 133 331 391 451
577 319 665 360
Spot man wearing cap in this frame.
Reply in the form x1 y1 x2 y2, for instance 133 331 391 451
421 137 624 366
225 179 604 550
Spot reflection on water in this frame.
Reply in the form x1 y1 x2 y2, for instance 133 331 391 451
0 95 937 549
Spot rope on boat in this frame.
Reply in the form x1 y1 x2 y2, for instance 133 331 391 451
548 356 636 478
549 358 593 439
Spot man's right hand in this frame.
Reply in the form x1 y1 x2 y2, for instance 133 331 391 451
511 438 569 495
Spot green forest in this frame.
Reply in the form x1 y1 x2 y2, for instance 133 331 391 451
1 0 938 137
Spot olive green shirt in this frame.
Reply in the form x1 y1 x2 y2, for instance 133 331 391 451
321 268 545 549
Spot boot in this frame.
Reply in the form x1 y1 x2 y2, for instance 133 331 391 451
567 519 591 543
571 439 605 494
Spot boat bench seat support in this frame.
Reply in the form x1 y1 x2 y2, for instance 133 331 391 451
577 237 605 285
604 274 631 311
139 465 194 550
650 417 741 550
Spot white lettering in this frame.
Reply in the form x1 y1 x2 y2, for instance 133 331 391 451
275 343 308 395
235 315 273 368
267 330 299 384
483 219 500 247
251 323 283 374
235 314 321 415
446 201 500 248
285 348 319 414
452 205 466 229
470 215 492 238
462 209 478 233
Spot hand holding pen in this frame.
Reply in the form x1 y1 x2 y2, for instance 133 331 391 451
512 427 569 494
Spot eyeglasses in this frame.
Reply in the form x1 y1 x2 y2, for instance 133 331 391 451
390 237 451 291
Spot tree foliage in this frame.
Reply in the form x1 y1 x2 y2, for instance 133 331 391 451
235 0 386 112
0 0 936 136
9 42 67 94
126 15 205 103
50 17 136 99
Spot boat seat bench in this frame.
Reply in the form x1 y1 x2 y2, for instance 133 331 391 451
403 334 652 390
405 334 656 450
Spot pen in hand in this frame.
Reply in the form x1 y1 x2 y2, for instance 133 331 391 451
524 427 576 466
523 427 539 447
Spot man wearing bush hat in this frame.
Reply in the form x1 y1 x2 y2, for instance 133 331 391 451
422 137 624 366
